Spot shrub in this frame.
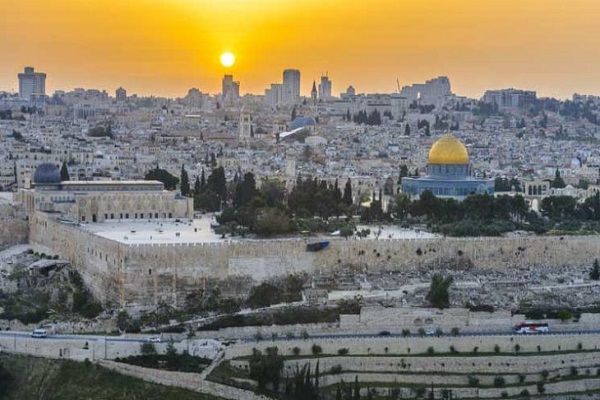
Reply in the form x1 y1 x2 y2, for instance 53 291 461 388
570 366 578 376
514 343 521 353
449 345 458 354
520 389 530 397
518 373 526 383
435 328 444 337
467 375 479 387
537 345 541 353
426 346 435 355
501 392 508 398
329 364 342 374
311 344 323 355
472 346 479 354
285 331 294 339
536 382 545 394
494 344 500 353
451 327 460 336
418 327 425 337
577 342 583 350
541 369 549 380
337 348 349 356
254 331 263 342
401 328 411 337
292 346 301 356
301 330 310 340
493 376 506 387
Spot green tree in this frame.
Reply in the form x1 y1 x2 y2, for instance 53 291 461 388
590 259 600 281
0 360 12 398
180 164 190 196
551 168 566 188
249 347 284 392
60 161 70 181
343 178 353 206
140 342 157 356
404 123 411 136
247 282 282 308
145 167 179 191
426 274 454 309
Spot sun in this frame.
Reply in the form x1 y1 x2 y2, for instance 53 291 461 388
220 52 235 68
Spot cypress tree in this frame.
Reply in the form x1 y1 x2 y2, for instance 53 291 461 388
343 178 353 206
60 161 70 181
180 164 190 196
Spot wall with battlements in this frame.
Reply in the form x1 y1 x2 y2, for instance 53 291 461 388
29 213 600 308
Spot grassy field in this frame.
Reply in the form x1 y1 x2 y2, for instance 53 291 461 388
0 353 224 400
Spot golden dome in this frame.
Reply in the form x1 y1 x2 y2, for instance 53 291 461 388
428 134 469 165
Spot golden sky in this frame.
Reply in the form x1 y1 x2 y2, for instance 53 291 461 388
2 0 600 99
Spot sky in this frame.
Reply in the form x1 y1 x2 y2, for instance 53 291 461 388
2 0 600 99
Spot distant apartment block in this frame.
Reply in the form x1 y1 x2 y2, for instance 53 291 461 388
115 87 127 102
222 74 240 101
318 74 332 101
400 76 452 105
18 66 46 102
482 89 537 109
282 69 300 104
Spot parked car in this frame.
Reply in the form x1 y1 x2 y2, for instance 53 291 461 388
147 336 162 343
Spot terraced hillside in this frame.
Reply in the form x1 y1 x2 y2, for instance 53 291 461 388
211 333 600 399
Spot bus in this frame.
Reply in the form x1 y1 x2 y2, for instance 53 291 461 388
514 322 549 334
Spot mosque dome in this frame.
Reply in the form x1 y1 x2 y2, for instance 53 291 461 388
33 163 61 185
428 134 469 165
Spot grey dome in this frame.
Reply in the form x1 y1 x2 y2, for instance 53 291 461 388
33 163 61 185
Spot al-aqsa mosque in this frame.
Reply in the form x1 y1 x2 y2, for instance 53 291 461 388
401 134 494 199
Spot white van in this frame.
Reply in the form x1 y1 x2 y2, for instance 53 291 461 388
31 328 47 338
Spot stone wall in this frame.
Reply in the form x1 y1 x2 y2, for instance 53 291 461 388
0 204 28 247
224 333 600 361
30 214 600 308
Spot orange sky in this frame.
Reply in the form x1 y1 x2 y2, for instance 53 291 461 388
2 0 600 99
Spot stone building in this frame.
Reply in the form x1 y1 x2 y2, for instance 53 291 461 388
15 163 193 223
401 134 494 200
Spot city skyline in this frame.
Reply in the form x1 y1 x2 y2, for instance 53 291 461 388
3 0 600 99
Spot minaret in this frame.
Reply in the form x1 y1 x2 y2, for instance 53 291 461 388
311 81 318 107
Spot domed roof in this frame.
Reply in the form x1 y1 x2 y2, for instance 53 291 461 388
33 163 61 185
428 134 469 165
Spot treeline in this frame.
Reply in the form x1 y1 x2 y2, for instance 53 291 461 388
389 191 600 236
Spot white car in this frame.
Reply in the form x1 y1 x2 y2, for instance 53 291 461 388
147 336 162 343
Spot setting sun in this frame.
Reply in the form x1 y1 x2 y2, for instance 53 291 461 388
220 52 235 68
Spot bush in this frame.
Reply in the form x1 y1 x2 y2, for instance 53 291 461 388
301 329 309 340
520 389 530 397
435 328 443 337
577 342 583 350
140 343 157 356
494 344 500 353
501 392 508 398
329 364 343 374
292 347 301 356
467 375 479 387
514 343 521 353
518 373 526 383
472 346 479 354
401 328 411 337
337 348 349 356
541 369 549 380
449 345 458 354
426 346 435 355
536 382 545 394
311 344 322 355
570 366 578 376
493 376 506 388
418 327 425 337
451 327 460 336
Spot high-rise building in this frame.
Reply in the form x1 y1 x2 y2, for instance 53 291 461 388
18 67 46 101
264 83 283 108
115 87 127 102
222 74 240 101
318 74 332 101
282 69 300 105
